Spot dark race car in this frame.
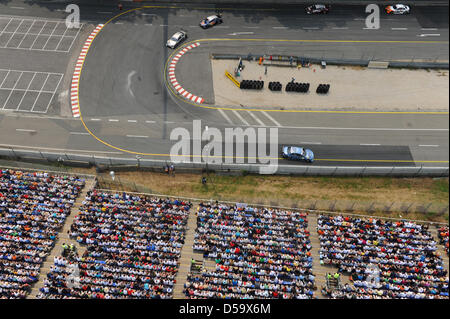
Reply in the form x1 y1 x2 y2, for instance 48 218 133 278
200 14 223 28
305 4 330 14
281 146 315 163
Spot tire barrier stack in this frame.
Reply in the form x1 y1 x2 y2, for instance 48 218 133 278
285 82 310 93
240 80 264 90
268 81 282 91
316 84 330 94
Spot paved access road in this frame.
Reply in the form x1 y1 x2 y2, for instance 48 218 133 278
0 1 448 168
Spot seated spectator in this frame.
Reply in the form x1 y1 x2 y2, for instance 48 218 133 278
184 202 315 299
37 191 191 299
0 169 85 299
317 214 449 299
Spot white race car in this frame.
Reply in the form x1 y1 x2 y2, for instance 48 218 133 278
385 4 411 14
166 31 187 49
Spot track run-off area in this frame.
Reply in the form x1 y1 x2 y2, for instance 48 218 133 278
0 1 448 168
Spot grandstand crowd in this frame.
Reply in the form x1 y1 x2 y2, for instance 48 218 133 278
0 169 85 299
37 191 192 299
0 168 448 300
317 214 449 299
185 202 315 299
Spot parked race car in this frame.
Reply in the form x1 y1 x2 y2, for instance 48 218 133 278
281 146 315 163
385 4 411 14
305 4 330 14
200 14 223 28
166 31 187 49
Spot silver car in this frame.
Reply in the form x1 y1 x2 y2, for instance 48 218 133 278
166 31 187 49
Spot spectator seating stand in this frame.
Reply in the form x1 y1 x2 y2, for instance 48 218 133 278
27 177 97 298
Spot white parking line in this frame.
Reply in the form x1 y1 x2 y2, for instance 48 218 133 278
360 143 381 146
145 120 156 124
332 27 349 30
4 19 25 47
273 26 288 29
217 109 234 125
246 110 265 126
15 128 36 132
126 135 148 138
303 27 320 30
391 28 408 30
2 71 24 109
260 111 282 127
90 118 101 121
419 144 439 147
127 120 137 123
30 72 49 112
421 28 438 31
231 110 250 126
108 119 119 122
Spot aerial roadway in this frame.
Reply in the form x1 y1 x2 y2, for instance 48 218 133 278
0 0 448 168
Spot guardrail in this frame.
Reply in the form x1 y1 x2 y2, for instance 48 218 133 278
212 54 450 70
1 147 448 177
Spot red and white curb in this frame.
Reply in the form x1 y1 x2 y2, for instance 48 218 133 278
71 24 104 118
168 42 204 104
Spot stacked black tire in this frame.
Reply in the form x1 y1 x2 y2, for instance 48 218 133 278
316 84 330 94
268 81 282 91
285 82 309 93
240 80 264 90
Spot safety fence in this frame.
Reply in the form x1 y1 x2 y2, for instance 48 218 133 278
0 147 448 177
212 54 449 70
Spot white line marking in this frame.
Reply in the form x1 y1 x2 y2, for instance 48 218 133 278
303 27 320 30
2 71 23 109
246 110 265 126
360 143 381 146
97 12 113 14
126 135 148 138
217 109 234 125
15 128 36 132
419 144 439 147
417 34 441 37
273 26 288 29
108 119 119 122
30 72 49 112
301 141 322 145
231 110 250 126
127 120 137 123
332 27 349 30
391 28 408 30
41 21 60 50
70 132 90 135
228 32 254 35
421 28 438 31
0 143 123 154
4 19 25 48
10 7 25 10
260 111 281 127
90 118 101 121
16 72 37 111
145 120 156 124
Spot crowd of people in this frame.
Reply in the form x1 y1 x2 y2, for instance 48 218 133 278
184 202 315 299
37 191 192 299
438 226 449 256
0 169 85 299
317 214 449 299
